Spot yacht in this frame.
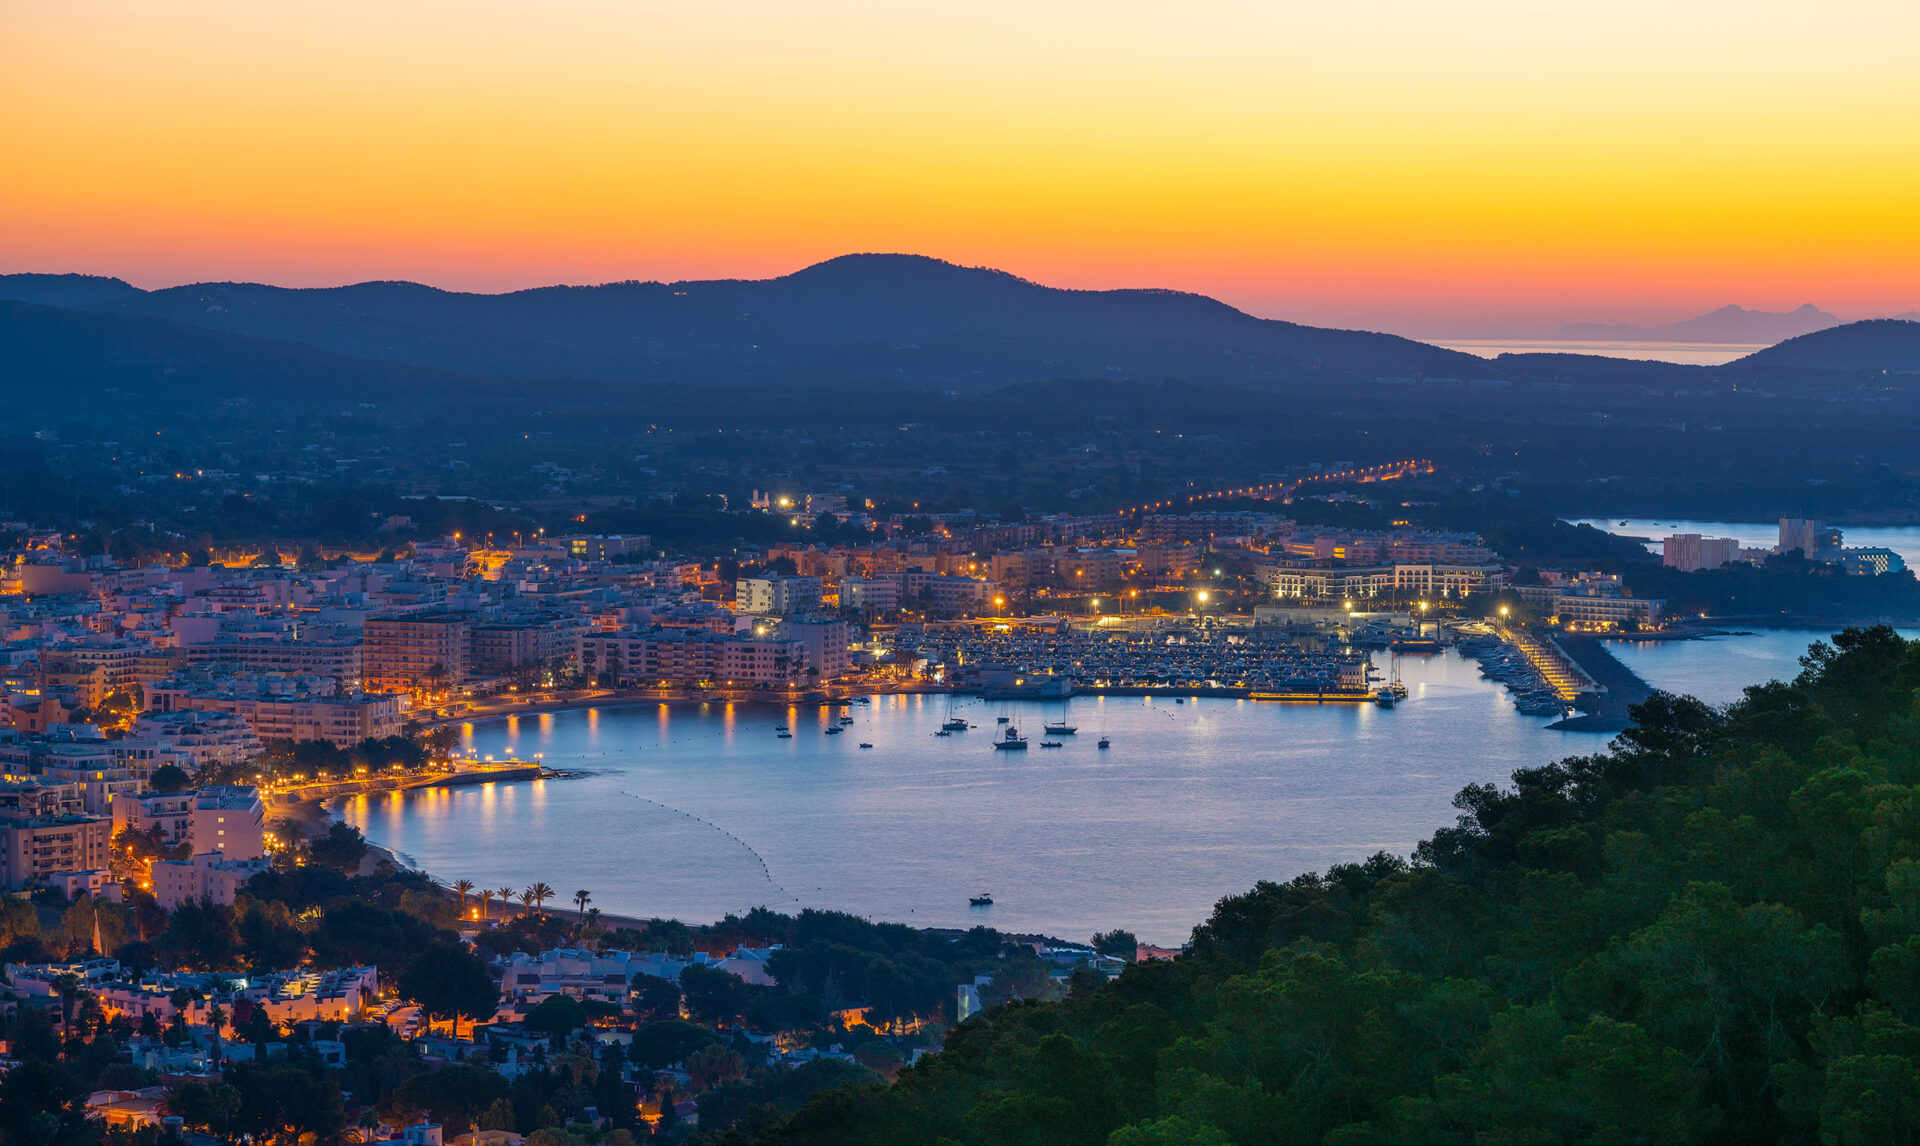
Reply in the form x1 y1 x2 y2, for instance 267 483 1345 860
942 718 970 732
1374 690 1396 709
1097 737 1111 749
1042 721 1077 735
992 726 1029 751
824 726 844 735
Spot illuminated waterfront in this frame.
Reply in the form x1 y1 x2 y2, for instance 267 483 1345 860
342 632 1870 945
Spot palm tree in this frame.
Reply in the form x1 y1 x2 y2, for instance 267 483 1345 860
478 887 495 920
519 888 535 910
53 973 81 1058
526 882 554 913
452 879 474 917
212 1084 241 1144
572 889 592 914
359 1107 381 1144
498 886 517 915
207 1003 227 1060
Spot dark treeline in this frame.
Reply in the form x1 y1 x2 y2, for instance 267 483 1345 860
743 628 1920 1146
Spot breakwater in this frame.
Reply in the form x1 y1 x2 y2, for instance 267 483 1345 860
1549 636 1656 732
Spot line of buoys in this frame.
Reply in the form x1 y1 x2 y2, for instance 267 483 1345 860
620 789 802 906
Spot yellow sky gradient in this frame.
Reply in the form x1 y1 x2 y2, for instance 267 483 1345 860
4 0 1917 333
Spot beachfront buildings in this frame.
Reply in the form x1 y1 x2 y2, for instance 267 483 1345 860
580 627 812 686
364 611 475 692
146 684 405 746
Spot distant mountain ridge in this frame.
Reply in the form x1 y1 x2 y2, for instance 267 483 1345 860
1557 302 1841 343
0 254 1478 392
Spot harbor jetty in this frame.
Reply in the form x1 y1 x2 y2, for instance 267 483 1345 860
1549 635 1656 732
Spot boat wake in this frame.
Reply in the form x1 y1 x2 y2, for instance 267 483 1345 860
618 790 802 908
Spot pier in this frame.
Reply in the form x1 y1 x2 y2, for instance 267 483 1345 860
1547 635 1657 733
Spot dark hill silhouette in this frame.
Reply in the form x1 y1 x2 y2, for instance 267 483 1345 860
0 272 143 310
0 300 508 418
0 254 1477 390
1734 318 1920 372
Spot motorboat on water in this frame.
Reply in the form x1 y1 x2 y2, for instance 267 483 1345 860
1097 737 1111 749
825 726 844 735
970 893 994 906
776 732 793 739
1374 690 1396 709
858 742 873 748
1040 740 1063 748
996 716 1010 724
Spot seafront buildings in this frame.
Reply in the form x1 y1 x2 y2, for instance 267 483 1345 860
1661 517 1908 574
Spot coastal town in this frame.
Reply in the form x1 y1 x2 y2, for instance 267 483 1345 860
0 497 1908 1142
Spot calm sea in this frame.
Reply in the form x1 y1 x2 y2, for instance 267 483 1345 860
341 632 1860 946
1435 339 1767 366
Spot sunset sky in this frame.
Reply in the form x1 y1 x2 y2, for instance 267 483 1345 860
5 0 1917 336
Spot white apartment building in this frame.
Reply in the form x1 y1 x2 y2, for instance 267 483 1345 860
1662 534 1742 572
152 850 271 909
735 576 824 616
838 576 901 614
191 786 266 859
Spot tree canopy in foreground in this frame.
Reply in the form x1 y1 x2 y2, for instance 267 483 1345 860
751 627 1920 1146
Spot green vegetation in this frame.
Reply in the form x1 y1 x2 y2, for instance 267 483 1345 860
751 627 1920 1146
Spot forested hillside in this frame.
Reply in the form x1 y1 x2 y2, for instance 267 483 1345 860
752 628 1920 1146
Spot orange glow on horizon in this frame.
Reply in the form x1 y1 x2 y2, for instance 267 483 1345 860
4 0 1918 332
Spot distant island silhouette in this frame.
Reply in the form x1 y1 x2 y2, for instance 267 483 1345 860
1557 302 1841 344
